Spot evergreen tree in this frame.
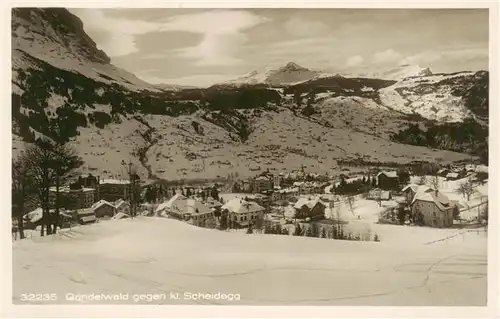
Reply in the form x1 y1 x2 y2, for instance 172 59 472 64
374 233 380 242
145 186 155 203
246 223 253 234
311 223 320 238
371 177 377 188
397 206 406 225
211 186 219 200
332 225 338 239
275 224 283 235
305 226 314 237
294 223 302 236
264 223 273 234
220 211 228 230
397 168 410 187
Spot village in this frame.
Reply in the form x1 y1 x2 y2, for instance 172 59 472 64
14 161 489 241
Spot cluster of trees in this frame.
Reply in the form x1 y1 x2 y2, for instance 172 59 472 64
336 168 411 194
455 178 477 201
202 86 281 112
143 184 221 204
391 119 488 165
335 175 376 195
290 223 379 242
12 139 83 239
246 220 381 242
284 77 395 96
14 56 281 147
380 206 415 225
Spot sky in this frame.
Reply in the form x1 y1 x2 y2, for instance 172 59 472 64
70 8 489 87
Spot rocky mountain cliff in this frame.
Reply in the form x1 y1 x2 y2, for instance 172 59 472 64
11 8 489 182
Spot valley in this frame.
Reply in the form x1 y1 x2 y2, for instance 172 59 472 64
11 8 489 182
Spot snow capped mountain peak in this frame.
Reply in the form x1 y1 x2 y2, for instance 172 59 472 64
223 62 321 87
247 70 259 77
382 64 433 80
279 62 308 72
341 65 433 81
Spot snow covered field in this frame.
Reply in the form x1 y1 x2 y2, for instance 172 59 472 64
13 217 487 306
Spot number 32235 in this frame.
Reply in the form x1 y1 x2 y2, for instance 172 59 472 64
20 293 57 302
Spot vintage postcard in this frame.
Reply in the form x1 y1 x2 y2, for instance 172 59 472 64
3 1 498 318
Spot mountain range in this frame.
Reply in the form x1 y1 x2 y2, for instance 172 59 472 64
11 8 489 182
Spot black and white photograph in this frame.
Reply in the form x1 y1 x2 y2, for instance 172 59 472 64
3 1 499 316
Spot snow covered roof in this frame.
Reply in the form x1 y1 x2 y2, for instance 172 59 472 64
185 199 212 215
402 184 431 193
293 198 322 210
114 199 130 209
446 172 459 178
221 199 265 214
80 215 96 223
475 165 488 173
377 171 398 178
100 179 130 185
24 208 43 223
205 198 222 208
411 190 453 211
278 187 299 194
255 176 271 181
49 186 70 192
155 194 187 213
49 186 95 193
92 199 115 210
112 212 130 219
77 208 95 216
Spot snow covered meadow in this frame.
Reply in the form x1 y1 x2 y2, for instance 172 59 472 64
12 215 487 306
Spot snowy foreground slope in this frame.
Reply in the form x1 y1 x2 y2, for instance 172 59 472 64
13 218 487 306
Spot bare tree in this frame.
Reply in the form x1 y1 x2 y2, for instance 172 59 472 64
428 174 440 191
417 175 427 186
24 141 56 236
12 151 33 239
371 189 382 207
121 159 141 218
345 195 356 216
456 178 476 201
335 201 344 237
481 198 488 224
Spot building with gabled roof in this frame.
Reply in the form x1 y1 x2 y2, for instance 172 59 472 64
155 193 187 216
114 199 130 215
222 198 265 227
410 189 456 228
376 171 399 190
402 184 432 203
92 199 116 218
293 198 326 220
